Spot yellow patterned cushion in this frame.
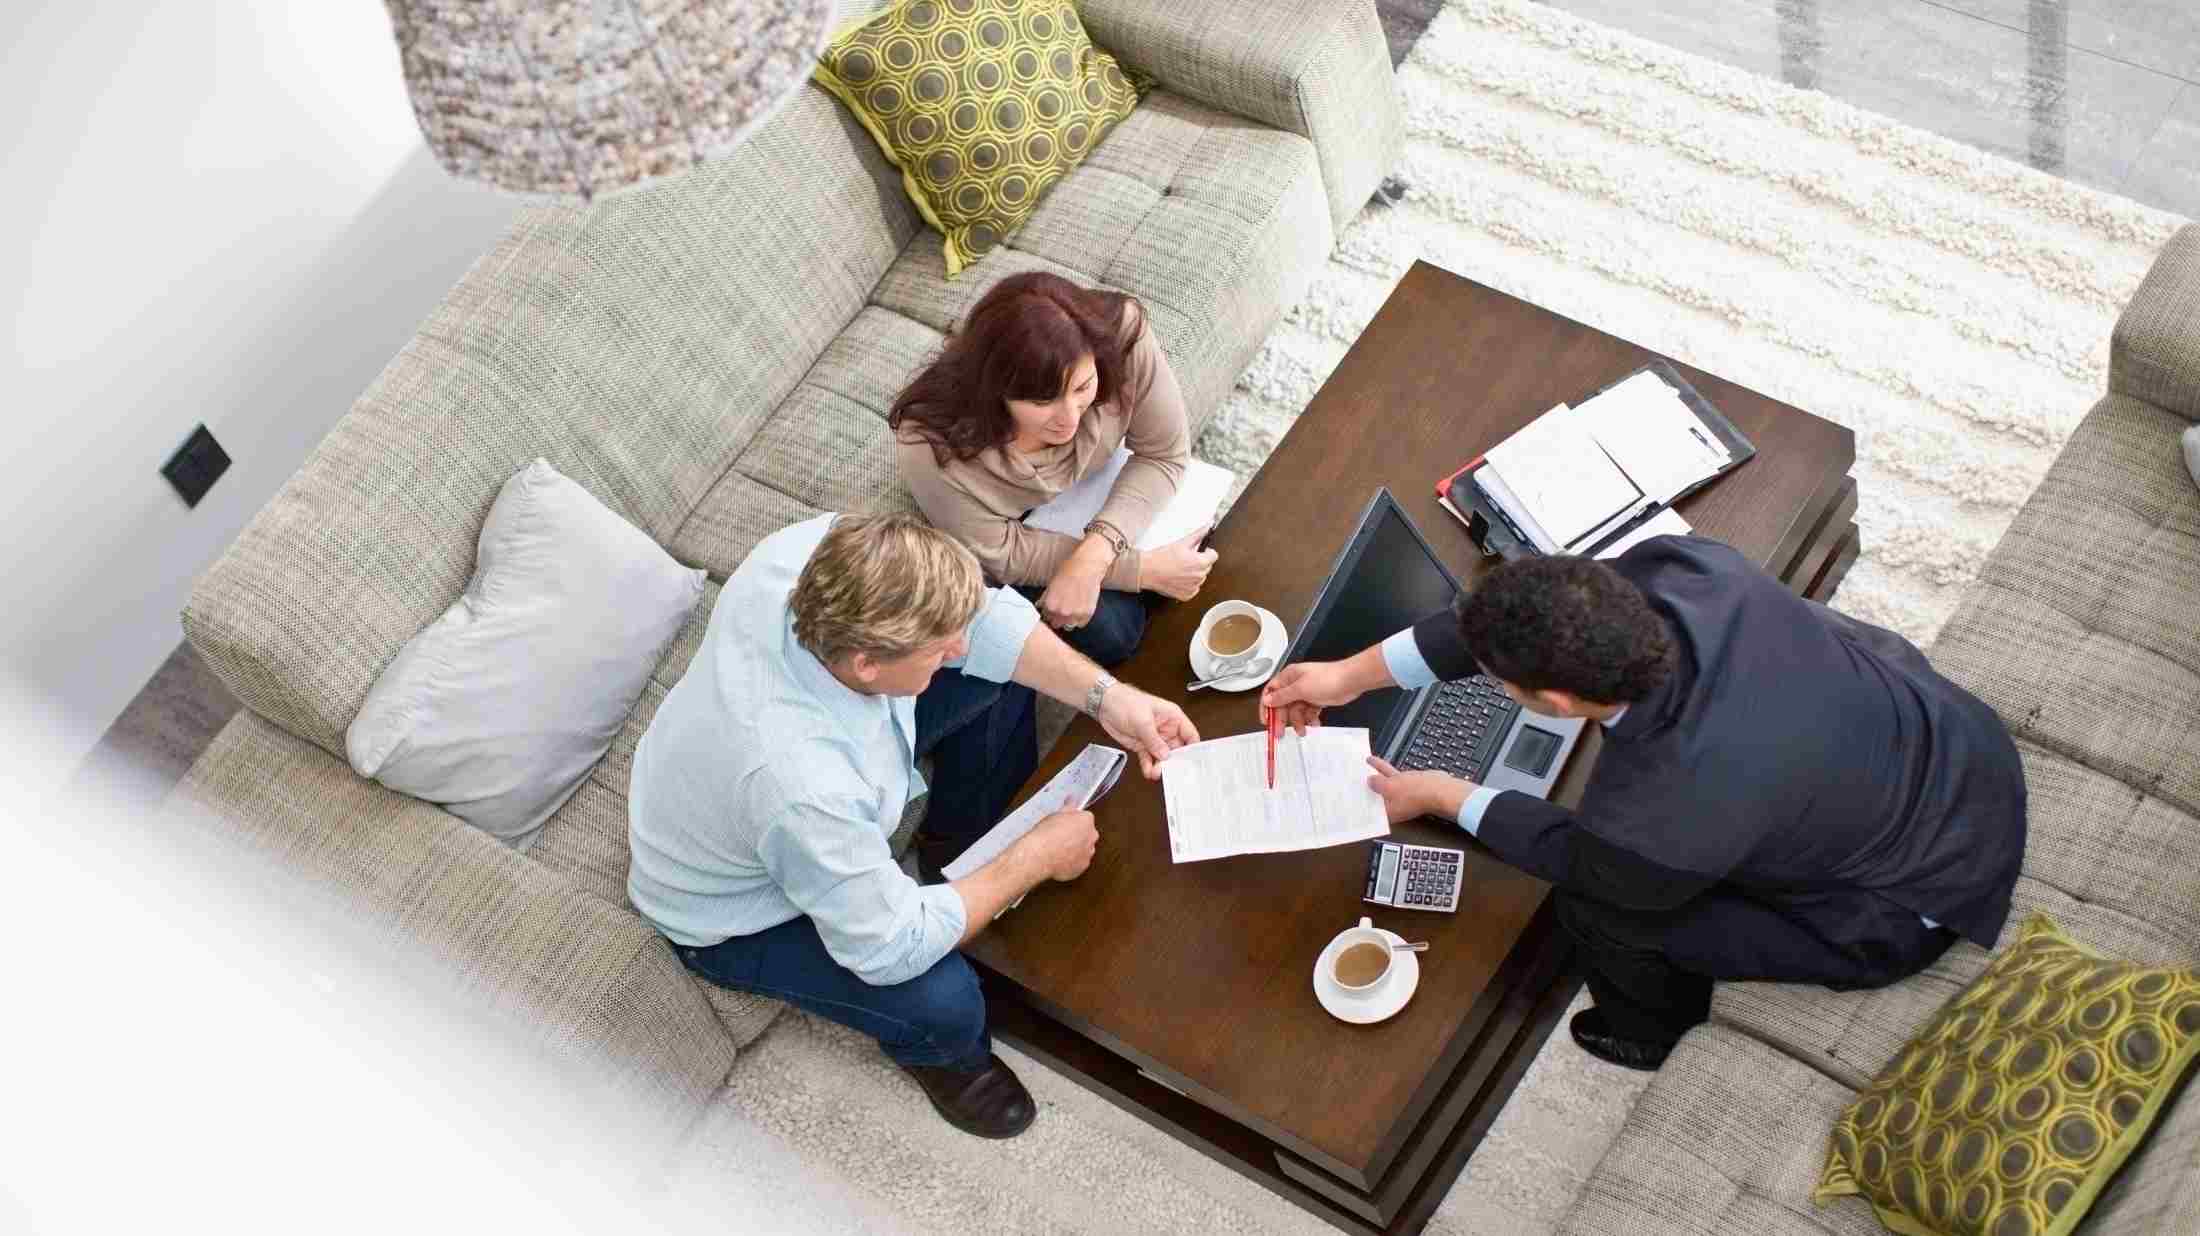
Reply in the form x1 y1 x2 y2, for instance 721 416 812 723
813 0 1144 277
1815 913 2200 1236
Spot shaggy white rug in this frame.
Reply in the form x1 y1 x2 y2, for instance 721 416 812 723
662 2 2186 1232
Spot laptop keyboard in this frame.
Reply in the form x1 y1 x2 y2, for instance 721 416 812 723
1396 676 1519 782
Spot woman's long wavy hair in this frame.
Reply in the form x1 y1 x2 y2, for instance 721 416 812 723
889 271 1142 465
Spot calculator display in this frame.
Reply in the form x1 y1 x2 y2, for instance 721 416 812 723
1374 846 1399 901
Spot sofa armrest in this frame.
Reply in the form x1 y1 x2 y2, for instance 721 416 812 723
166 710 737 1151
1080 0 1402 232
2112 222 2200 424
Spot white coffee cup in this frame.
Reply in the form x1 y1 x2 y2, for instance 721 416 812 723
1326 916 1394 996
1196 599 1266 675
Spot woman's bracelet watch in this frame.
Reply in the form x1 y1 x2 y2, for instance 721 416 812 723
1084 521 1130 562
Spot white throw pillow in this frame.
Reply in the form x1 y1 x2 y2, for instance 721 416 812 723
346 459 705 849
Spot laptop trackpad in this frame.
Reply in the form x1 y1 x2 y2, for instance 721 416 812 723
1502 724 1563 778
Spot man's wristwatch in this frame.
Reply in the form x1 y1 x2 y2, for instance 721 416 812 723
1083 672 1118 719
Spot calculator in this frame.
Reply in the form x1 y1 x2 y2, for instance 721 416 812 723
1363 840 1464 912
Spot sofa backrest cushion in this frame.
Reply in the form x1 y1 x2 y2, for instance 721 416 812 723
185 84 921 760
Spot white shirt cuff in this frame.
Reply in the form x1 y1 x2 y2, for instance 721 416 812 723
1456 785 1504 837
1380 629 1440 691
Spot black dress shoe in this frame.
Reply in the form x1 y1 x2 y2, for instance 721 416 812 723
900 1054 1037 1139
1568 1008 1675 1072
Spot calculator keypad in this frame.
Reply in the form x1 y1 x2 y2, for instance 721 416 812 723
1391 845 1461 911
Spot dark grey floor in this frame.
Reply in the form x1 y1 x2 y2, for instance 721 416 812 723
76 0 2196 807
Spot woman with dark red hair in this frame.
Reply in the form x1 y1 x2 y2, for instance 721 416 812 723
891 272 1216 667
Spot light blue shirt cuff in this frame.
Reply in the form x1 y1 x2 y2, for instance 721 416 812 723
1380 629 1441 691
955 585 1040 683
1456 785 1503 837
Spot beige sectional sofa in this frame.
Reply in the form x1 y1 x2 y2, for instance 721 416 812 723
1558 225 2200 1234
167 0 1400 1154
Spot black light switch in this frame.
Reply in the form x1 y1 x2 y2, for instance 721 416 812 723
162 424 231 508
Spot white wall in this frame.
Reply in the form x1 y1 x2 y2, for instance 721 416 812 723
3 1 521 779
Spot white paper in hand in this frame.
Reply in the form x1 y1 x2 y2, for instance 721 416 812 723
940 744 1128 884
1022 447 1234 549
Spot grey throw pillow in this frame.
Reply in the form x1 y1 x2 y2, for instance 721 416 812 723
2184 424 2200 494
346 459 705 849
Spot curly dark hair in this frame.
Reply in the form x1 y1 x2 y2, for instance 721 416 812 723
888 271 1142 464
1456 556 1674 705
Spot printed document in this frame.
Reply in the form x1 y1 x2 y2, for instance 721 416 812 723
1484 406 1644 550
1570 373 1730 505
1023 447 1236 549
943 745 1127 885
1160 728 1389 863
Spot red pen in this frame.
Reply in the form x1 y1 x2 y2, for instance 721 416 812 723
1265 704 1280 789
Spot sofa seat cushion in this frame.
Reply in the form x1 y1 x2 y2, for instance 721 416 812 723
1931 393 2200 875
1713 851 2200 1093
167 711 740 1142
526 580 785 1050
665 308 941 576
1557 1024 1884 1235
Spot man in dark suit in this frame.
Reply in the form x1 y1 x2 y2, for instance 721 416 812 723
1261 535 2027 1070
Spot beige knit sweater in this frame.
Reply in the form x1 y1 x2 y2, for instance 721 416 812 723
896 309 1190 591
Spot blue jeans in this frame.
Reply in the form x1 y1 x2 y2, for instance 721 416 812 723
673 917 989 1069
1013 585 1149 669
672 665 1039 1069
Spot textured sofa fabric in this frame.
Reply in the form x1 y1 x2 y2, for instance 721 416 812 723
172 0 1400 1140
1560 224 2200 1234
167 710 739 1153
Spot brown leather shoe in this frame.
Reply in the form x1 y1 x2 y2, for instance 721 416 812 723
900 1054 1037 1139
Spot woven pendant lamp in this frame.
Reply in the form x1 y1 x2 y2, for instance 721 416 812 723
385 0 836 202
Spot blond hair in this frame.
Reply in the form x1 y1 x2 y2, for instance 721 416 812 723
790 513 986 664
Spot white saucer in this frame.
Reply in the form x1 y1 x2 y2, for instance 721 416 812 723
1313 929 1421 1025
1188 606 1288 692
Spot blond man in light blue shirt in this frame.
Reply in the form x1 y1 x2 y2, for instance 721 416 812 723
629 512 1196 1139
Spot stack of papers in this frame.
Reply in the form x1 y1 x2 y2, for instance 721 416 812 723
1023 447 1236 549
1476 372 1729 556
1483 406 1643 552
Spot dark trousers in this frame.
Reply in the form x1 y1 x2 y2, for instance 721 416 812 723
1013 585 1149 669
1558 888 1958 1046
673 666 1040 1071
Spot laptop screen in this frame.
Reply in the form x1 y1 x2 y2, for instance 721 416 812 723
1290 492 1464 752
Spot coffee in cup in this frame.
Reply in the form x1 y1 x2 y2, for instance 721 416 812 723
1333 941 1391 988
1197 600 1266 673
1208 613 1262 655
1326 916 1395 994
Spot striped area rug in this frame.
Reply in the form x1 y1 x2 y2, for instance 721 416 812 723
666 3 2186 1234
1198 0 2184 649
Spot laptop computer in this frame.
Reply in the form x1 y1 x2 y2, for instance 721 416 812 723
1279 488 1586 799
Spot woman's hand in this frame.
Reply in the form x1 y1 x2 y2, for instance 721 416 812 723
1038 543 1110 629
1138 526 1218 601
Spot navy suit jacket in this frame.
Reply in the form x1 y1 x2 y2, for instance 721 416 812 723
1411 536 2026 949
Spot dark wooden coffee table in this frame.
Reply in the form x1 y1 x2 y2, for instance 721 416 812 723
965 263 1858 1234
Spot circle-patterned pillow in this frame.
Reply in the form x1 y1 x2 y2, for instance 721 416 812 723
1814 912 2200 1236
814 0 1146 276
